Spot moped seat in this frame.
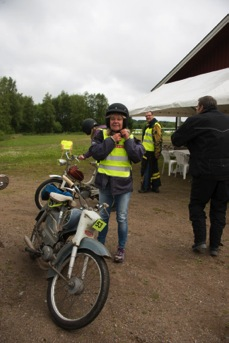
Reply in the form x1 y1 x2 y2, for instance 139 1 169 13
49 192 73 203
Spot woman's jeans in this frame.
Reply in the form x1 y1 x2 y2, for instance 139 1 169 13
98 189 131 249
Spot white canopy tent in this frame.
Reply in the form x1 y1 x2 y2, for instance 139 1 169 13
129 68 229 118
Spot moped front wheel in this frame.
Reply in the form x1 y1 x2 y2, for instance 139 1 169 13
35 177 63 209
0 174 9 190
47 248 110 330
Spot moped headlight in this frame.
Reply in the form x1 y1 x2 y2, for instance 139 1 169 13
58 159 67 166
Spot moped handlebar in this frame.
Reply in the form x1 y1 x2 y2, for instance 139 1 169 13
94 202 109 211
65 151 79 163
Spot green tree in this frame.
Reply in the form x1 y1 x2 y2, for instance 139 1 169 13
0 75 112 134
69 94 88 132
53 91 72 132
10 93 23 133
84 92 108 125
21 96 35 133
0 96 12 133
39 93 57 133
0 77 19 133
34 104 42 133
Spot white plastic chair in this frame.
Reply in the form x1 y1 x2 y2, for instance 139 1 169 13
173 151 189 179
161 150 177 176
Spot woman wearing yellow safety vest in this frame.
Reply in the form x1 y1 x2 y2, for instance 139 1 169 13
89 103 145 263
138 111 162 193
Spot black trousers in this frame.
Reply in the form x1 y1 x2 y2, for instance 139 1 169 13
189 177 229 248
140 151 161 191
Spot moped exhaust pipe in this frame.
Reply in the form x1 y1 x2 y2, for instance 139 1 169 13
24 235 41 256
24 235 36 250
24 235 55 262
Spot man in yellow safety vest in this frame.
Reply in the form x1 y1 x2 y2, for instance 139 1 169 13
138 111 162 193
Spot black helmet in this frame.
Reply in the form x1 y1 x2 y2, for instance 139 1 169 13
82 118 98 135
105 103 129 128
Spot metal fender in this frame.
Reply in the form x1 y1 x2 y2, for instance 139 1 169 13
80 238 111 258
49 175 62 178
47 238 111 279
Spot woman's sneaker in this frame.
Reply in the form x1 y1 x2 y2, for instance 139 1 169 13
114 248 125 263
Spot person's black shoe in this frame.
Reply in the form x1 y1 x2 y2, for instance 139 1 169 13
138 189 150 193
210 248 218 257
152 188 160 193
192 243 207 254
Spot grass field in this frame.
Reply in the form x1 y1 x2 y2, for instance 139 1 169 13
0 133 171 177
0 134 91 174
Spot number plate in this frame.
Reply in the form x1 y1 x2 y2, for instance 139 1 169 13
92 219 106 232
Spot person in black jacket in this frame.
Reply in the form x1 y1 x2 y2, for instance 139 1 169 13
171 96 229 257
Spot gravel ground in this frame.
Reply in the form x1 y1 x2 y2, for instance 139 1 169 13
1 166 229 343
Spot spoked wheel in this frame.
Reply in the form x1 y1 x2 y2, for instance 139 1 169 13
35 178 89 210
34 178 64 209
47 249 110 330
0 174 9 190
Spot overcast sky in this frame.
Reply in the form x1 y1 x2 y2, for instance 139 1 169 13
0 0 228 120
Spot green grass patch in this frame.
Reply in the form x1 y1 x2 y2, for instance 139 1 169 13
0 133 91 174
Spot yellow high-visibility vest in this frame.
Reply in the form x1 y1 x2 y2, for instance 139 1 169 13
143 127 154 152
98 130 132 177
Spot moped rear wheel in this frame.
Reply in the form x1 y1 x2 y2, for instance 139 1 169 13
47 248 110 330
35 178 63 209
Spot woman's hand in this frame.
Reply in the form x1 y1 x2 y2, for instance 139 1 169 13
120 129 130 140
78 154 86 160
111 132 122 143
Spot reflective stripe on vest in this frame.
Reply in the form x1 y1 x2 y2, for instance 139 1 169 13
98 130 132 177
143 127 154 151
